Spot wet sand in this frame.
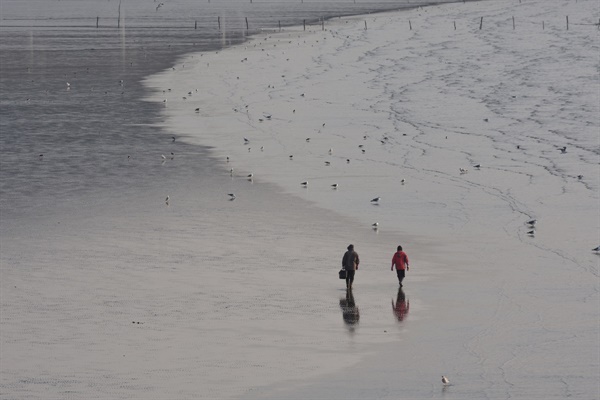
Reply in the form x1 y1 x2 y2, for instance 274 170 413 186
1 0 598 399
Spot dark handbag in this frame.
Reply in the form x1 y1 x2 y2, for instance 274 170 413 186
339 269 347 279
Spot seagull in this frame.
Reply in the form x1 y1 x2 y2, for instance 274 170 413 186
370 197 381 204
230 168 234 175
474 164 481 169
244 137 250 144
577 175 583 180
165 195 170 204
331 183 339 189
156 2 164 11
66 82 71 88
372 222 379 227
459 168 468 174
195 108 200 112
527 230 535 236
161 154 166 160
559 146 567 154
400 179 406 184
228 193 236 200
171 136 176 142
247 173 254 179
442 376 450 385
306 138 311 142
328 148 333 155
301 181 308 186
324 161 331 166
592 246 600 252
289 155 293 160
526 219 537 226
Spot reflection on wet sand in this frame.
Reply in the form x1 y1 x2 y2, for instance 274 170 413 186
339 288 359 331
392 288 409 322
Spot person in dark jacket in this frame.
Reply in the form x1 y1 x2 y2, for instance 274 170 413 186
342 244 360 289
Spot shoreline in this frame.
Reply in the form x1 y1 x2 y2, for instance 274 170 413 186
145 0 599 397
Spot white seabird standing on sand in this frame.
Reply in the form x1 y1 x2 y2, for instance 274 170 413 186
442 376 450 385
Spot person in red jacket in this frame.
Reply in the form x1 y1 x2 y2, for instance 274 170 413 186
391 245 409 287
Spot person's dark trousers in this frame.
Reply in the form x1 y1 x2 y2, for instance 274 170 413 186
346 270 355 287
396 269 405 286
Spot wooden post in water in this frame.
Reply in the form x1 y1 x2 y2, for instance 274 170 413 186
218 17 221 30
479 16 483 30
117 0 121 29
409 20 412 30
454 20 456 30
96 17 99 28
195 21 197 30
566 15 569 30
542 20 545 30
303 19 306 31
279 20 281 32
322 18 324 31
512 16 515 30
364 20 367 30
246 17 249 30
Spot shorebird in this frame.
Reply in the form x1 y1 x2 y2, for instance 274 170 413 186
161 154 166 160
592 246 600 252
244 137 250 144
527 219 537 226
442 376 450 385
459 168 468 174
165 196 170 204
559 146 567 154
577 175 583 180
301 181 308 187
372 222 379 227
324 161 331 166
400 179 406 184
228 193 236 200
247 173 254 179
527 230 535 236
195 108 200 112
331 183 339 189
289 155 293 160
370 197 381 204
306 138 311 142
171 136 176 142
328 148 333 155
474 164 481 169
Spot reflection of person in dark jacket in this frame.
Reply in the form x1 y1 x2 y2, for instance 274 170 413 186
392 288 409 322
340 288 360 329
342 244 360 289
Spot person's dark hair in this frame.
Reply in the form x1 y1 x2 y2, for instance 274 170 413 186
348 244 354 250
397 245 403 251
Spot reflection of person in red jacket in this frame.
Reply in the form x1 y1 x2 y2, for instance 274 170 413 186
392 288 409 322
391 245 410 287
